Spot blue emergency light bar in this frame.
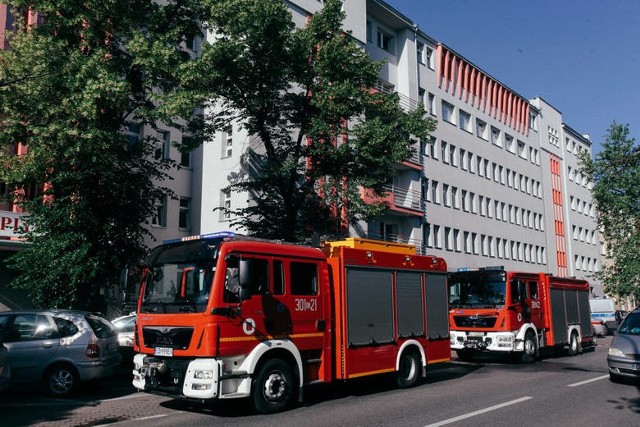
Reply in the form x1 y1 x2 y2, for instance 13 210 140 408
162 231 237 244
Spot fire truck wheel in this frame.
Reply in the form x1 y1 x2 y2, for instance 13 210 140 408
252 358 294 414
396 351 420 389
520 331 538 363
567 331 580 356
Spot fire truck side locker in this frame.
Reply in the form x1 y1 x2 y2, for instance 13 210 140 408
324 239 450 385
544 276 592 354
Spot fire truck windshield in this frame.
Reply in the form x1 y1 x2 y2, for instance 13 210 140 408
449 273 506 308
140 239 221 314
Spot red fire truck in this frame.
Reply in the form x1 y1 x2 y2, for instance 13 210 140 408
131 232 450 413
448 267 594 363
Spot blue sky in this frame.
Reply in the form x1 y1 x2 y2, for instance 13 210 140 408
384 0 640 153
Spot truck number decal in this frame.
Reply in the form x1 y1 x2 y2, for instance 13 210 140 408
295 298 317 312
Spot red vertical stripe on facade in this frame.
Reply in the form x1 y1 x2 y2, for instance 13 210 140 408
456 58 463 98
436 44 443 88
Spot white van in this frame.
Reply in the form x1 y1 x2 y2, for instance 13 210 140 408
589 298 617 333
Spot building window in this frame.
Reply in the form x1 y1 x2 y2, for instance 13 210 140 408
425 47 434 69
222 126 233 158
417 42 424 63
428 93 435 115
127 123 142 147
152 195 167 227
518 141 527 159
155 130 170 160
450 144 457 167
476 119 488 140
459 110 471 133
441 141 448 164
221 189 231 221
490 126 501 147
443 184 450 207
441 101 455 124
377 28 394 53
505 134 515 153
431 180 440 204
366 20 372 42
179 197 191 229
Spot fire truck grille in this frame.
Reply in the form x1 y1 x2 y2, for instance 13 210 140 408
453 316 497 328
142 326 194 350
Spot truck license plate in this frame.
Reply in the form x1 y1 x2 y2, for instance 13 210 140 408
154 347 173 357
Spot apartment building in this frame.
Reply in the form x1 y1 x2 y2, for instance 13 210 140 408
194 0 602 294
0 0 604 303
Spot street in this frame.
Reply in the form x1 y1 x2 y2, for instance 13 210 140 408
1 336 638 427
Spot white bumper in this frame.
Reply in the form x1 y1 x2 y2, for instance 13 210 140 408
450 330 522 352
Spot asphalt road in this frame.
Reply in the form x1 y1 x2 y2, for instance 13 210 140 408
1 336 638 427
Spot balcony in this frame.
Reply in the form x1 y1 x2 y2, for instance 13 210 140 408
362 184 424 218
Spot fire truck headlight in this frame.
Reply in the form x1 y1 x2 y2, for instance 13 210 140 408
194 369 215 380
608 347 627 358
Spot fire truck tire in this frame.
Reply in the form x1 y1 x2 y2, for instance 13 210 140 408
251 358 294 414
456 349 475 362
520 331 537 363
396 351 420 389
567 331 580 356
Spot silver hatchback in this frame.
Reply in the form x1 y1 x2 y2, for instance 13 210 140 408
607 307 640 382
0 309 121 397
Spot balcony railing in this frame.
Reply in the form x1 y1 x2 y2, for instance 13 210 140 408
383 184 422 211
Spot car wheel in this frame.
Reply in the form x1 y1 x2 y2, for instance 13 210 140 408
397 351 421 389
44 364 79 397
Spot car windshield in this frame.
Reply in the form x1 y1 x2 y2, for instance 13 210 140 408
618 312 640 335
449 273 506 308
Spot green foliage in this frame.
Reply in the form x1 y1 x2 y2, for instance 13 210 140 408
580 123 640 300
0 1 205 310
194 0 436 241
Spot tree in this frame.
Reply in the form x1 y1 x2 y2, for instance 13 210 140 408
189 0 436 242
0 1 206 311
580 123 640 300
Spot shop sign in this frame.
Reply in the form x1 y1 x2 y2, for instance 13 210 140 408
0 211 29 238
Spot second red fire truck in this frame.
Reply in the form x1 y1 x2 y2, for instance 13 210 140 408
448 267 594 362
131 232 450 413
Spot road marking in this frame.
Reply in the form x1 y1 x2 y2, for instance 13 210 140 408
567 374 609 387
424 396 533 427
94 413 179 427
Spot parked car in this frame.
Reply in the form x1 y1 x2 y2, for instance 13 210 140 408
607 307 640 382
111 313 136 367
591 318 608 337
0 309 121 397
111 313 136 348
0 340 10 392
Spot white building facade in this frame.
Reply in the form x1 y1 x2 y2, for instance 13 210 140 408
171 0 603 294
